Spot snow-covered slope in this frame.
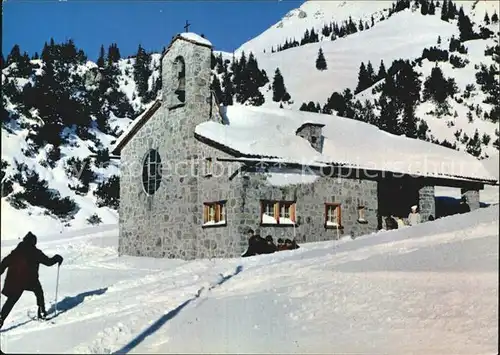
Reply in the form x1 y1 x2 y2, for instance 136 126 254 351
482 152 499 181
238 0 499 56
1 52 161 240
233 1 499 158
254 10 458 107
356 34 500 158
236 0 394 55
0 205 497 353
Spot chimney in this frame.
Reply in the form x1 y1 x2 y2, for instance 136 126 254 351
295 122 325 153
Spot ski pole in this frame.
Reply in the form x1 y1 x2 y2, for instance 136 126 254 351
54 264 60 316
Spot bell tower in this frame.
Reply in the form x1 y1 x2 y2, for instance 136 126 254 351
161 32 212 111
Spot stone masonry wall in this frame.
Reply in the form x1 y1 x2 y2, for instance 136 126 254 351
118 37 212 259
296 124 323 153
193 159 379 259
193 142 245 259
418 185 436 222
236 171 378 245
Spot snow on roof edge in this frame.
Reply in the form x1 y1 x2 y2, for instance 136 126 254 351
110 100 162 155
179 32 212 47
195 105 498 185
212 155 498 185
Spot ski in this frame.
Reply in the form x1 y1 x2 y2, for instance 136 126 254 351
27 310 57 324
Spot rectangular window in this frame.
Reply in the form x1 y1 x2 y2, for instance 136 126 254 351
260 200 296 225
357 205 367 223
204 158 213 177
202 201 226 227
325 203 342 228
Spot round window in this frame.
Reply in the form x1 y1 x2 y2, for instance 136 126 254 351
142 149 162 195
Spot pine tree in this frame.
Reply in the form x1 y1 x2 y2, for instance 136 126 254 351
60 39 78 65
492 11 499 23
301 29 310 45
0 53 4 69
210 75 223 104
429 0 436 15
458 6 476 41
233 52 247 101
417 120 429 140
378 96 399 134
97 45 105 68
466 129 482 157
309 28 319 42
32 52 39 60
242 52 266 105
484 11 490 25
355 62 370 93
6 44 22 66
322 103 333 114
347 16 357 33
221 71 234 105
381 72 397 99
216 53 224 75
358 19 364 31
315 48 327 71
107 43 121 64
396 61 422 106
133 44 152 100
272 68 291 102
441 0 448 21
377 60 387 79
19 52 32 77
325 92 346 115
363 100 377 126
29 56 65 148
437 36 442 45
366 61 376 83
261 69 269 85
421 0 429 15
402 103 418 138
423 66 457 103
211 51 216 70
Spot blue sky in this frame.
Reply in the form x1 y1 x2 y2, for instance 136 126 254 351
3 0 303 60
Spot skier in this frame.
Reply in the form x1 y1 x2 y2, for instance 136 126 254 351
0 232 63 329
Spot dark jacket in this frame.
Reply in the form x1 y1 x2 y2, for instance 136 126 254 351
0 241 59 297
459 202 471 214
242 235 269 257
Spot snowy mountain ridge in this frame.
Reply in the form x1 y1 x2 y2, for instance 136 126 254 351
1 0 499 239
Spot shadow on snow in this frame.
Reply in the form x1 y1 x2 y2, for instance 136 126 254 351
0 287 108 333
113 265 243 354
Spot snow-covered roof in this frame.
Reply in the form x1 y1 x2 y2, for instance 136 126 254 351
195 105 498 184
110 100 161 155
178 32 212 47
481 153 499 183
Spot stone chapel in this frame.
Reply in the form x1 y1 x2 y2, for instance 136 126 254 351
110 32 498 260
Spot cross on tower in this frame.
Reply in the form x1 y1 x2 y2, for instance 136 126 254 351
184 20 191 32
